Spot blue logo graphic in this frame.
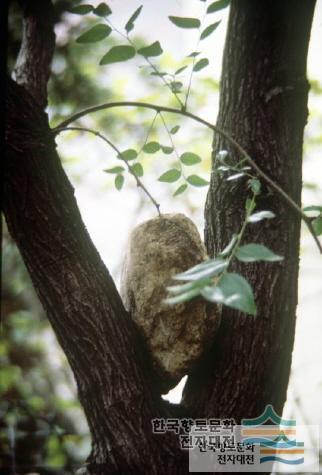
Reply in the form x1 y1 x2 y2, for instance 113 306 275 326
241 405 305 466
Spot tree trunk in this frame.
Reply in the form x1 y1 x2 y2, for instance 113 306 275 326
3 0 316 473
184 0 316 423
4 78 188 474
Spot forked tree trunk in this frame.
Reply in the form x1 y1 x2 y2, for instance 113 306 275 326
3 0 316 473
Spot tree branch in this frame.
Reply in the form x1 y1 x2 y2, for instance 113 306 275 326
4 78 184 473
54 100 322 253
54 126 161 216
7 5 187 469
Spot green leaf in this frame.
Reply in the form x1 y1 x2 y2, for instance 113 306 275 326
175 65 188 75
249 178 261 195
93 3 112 16
158 169 181 183
168 16 201 29
104 166 124 174
187 175 209 187
303 205 322 213
170 81 183 93
143 141 160 154
303 183 319 190
150 71 168 77
173 183 188 197
115 174 124 190
180 152 202 166
193 58 209 72
130 163 144 177
69 4 93 15
167 279 211 295
227 172 245 181
200 21 220 40
170 125 180 135
201 272 256 315
247 211 276 223
125 5 143 33
313 217 322 235
187 51 200 58
76 24 112 43
138 41 163 58
118 149 137 161
164 287 201 305
100 45 136 65
207 0 230 14
161 145 174 154
236 244 283 262
174 258 227 281
219 234 238 257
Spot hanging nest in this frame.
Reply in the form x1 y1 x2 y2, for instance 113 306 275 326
121 213 221 393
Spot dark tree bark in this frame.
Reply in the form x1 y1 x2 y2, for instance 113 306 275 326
184 0 316 421
3 0 316 473
4 77 187 475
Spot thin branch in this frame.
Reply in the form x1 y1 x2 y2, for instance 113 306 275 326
144 56 185 108
159 112 180 161
53 126 161 216
104 16 184 107
53 101 322 254
184 3 208 109
138 111 159 153
159 112 185 179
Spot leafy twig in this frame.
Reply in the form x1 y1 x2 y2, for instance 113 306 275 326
138 111 159 153
53 101 322 253
184 3 208 109
159 111 187 186
143 56 185 108
159 112 179 160
53 126 161 216
103 16 184 107
225 193 257 269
